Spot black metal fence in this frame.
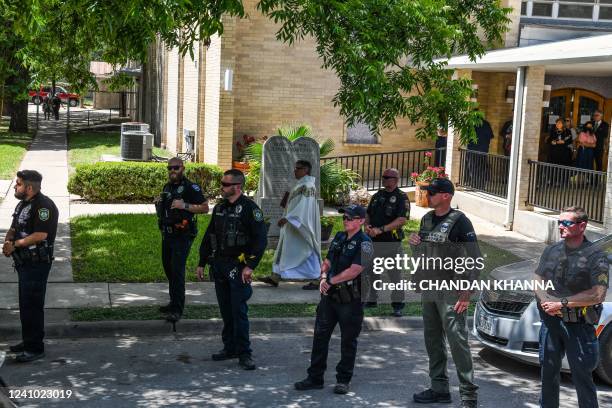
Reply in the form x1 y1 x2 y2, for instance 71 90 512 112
321 148 446 190
458 149 510 199
527 160 606 224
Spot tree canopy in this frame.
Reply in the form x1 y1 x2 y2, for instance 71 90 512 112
258 0 512 144
2 0 511 141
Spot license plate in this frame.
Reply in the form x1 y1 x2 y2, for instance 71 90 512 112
477 307 496 336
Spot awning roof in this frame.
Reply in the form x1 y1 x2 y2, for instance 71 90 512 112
442 33 612 76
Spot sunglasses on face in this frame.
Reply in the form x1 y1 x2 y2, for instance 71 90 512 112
294 166 307 171
221 181 242 187
342 215 360 221
558 220 578 227
167 165 181 171
382 175 397 180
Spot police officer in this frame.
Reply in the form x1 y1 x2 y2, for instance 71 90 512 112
196 169 267 371
409 178 481 408
51 93 61 120
364 167 409 316
295 204 373 395
156 157 208 323
534 206 608 408
2 170 58 363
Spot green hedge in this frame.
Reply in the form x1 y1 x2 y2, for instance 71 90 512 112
68 162 223 202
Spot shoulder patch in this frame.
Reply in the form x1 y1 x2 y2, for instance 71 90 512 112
253 208 264 222
361 241 373 255
598 273 608 285
38 208 50 221
192 184 201 192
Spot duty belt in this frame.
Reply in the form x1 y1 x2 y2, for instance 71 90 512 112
12 244 54 266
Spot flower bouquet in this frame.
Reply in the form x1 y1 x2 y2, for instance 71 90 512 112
410 151 448 207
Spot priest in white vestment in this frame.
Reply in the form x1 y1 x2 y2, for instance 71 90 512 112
259 160 321 289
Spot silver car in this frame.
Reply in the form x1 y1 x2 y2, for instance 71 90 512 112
473 234 612 385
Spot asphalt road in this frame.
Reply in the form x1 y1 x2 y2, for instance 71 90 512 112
1 328 611 408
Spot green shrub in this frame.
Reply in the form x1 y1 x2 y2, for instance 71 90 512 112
68 162 223 203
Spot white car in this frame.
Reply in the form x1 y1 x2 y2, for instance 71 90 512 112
473 234 612 385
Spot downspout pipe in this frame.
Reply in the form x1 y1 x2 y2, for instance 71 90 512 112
504 66 526 230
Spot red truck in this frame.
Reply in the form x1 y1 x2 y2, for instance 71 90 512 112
29 85 79 107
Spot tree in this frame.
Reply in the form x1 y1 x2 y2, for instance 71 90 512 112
257 0 512 144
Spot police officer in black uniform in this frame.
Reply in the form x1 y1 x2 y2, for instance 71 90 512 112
196 169 267 371
156 157 208 323
295 204 373 395
535 206 609 408
2 170 58 363
365 167 409 316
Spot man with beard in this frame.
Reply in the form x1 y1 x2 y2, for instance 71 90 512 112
155 157 208 323
196 169 267 370
3 170 58 363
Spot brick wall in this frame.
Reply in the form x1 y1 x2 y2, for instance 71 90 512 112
203 35 221 165
472 71 516 155
182 41 200 156
516 66 546 210
231 0 433 162
165 47 180 154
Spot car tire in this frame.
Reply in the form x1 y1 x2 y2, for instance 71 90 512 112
595 325 612 385
32 96 42 105
69 98 78 107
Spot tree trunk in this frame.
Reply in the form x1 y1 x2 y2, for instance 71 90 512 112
6 65 29 133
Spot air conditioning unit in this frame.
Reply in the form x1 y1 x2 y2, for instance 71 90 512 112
121 122 149 135
121 130 153 161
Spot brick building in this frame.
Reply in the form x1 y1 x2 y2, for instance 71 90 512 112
136 0 612 241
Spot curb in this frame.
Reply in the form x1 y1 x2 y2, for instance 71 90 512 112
0 317 475 340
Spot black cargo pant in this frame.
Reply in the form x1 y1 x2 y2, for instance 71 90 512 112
307 295 364 384
17 261 52 353
161 233 193 315
212 260 253 357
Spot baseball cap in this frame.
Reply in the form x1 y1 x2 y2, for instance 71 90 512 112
338 204 366 219
423 178 455 195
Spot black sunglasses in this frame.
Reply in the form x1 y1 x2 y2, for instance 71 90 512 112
167 165 181 171
382 175 397 180
342 215 359 221
221 181 242 187
294 166 307 171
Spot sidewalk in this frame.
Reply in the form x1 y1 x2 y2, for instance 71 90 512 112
0 121 72 284
0 123 547 315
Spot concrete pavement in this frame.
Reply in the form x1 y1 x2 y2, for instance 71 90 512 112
1 330 610 407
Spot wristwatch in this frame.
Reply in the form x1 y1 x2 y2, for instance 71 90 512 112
320 274 327 281
561 297 568 307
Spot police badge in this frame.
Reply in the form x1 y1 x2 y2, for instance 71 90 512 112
389 196 397 203
235 204 242 214
177 185 184 194
440 223 450 233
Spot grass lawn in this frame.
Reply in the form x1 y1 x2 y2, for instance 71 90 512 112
0 119 33 179
67 131 171 169
71 213 519 283
70 302 477 321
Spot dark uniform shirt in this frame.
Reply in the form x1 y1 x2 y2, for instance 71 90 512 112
198 194 267 270
417 209 482 281
11 193 59 243
326 230 373 278
535 238 609 298
160 177 205 232
366 188 409 242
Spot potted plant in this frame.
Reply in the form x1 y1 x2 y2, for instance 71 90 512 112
320 216 335 241
410 151 448 207
233 134 262 172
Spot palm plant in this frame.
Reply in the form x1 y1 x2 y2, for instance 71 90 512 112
243 124 359 204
